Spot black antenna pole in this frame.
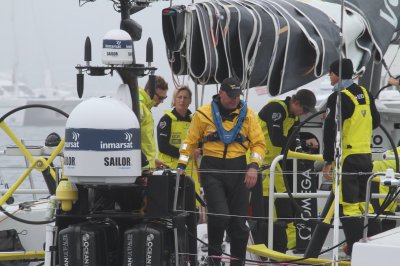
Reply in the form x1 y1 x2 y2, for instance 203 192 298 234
146 37 156 99
117 0 140 119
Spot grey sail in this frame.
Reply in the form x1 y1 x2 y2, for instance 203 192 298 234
162 0 400 95
341 0 400 62
242 0 277 88
262 0 325 95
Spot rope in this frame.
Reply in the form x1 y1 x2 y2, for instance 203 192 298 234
178 209 370 222
151 166 378 176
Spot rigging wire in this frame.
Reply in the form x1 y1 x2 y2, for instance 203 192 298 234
330 0 346 261
382 44 400 80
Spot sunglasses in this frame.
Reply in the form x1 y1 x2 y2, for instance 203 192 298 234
155 91 168 101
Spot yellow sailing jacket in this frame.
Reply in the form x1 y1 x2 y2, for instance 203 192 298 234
139 87 156 169
258 99 298 164
341 86 372 161
158 110 191 168
179 101 265 167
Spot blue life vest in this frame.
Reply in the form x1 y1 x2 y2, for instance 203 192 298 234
211 99 248 145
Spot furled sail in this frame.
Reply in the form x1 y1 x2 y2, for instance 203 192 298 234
162 0 400 96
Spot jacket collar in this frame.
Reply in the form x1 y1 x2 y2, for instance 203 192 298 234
333 79 353 91
139 87 154 109
212 94 241 115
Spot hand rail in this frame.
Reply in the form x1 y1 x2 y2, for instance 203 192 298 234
267 152 394 251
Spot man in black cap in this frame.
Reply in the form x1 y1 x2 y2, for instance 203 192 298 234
257 88 318 251
177 77 266 265
322 58 381 256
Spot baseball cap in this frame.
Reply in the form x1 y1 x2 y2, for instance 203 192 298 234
329 58 354 79
293 89 317 113
220 77 243 98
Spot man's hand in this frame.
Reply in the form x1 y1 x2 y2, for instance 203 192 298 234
388 77 400 86
192 148 203 160
323 163 332 181
244 167 257 188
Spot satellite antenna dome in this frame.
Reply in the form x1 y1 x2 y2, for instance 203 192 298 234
102 29 133 65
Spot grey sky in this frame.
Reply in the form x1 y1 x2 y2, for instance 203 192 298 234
1 0 144 91
0 1 176 121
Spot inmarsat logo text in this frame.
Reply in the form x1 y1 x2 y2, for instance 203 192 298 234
65 131 80 148
100 131 133 150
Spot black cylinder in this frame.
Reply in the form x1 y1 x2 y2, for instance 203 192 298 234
84 36 91 62
77 73 84 98
148 74 156 99
146 37 153 63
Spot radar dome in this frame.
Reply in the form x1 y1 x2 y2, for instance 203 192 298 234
102 29 133 65
64 97 141 185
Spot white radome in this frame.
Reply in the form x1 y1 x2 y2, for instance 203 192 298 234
64 97 141 184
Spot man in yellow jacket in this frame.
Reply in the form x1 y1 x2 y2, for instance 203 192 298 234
178 77 266 266
139 75 169 170
258 89 317 250
322 58 381 256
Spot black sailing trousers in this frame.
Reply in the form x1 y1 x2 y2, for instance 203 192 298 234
200 155 250 266
340 153 382 255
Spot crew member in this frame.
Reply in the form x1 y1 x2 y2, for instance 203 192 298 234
139 75 169 169
157 86 201 206
258 89 318 250
177 77 266 266
322 58 382 256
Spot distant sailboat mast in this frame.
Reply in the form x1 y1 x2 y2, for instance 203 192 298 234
11 0 19 97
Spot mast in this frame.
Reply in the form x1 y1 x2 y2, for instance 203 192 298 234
11 1 19 97
117 0 140 119
75 0 156 120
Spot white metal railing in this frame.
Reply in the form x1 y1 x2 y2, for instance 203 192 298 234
267 152 395 250
268 154 330 249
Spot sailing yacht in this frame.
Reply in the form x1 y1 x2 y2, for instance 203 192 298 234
1 1 400 265
0 73 80 125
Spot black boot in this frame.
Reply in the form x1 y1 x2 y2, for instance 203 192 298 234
207 224 225 266
273 221 288 253
340 216 364 255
